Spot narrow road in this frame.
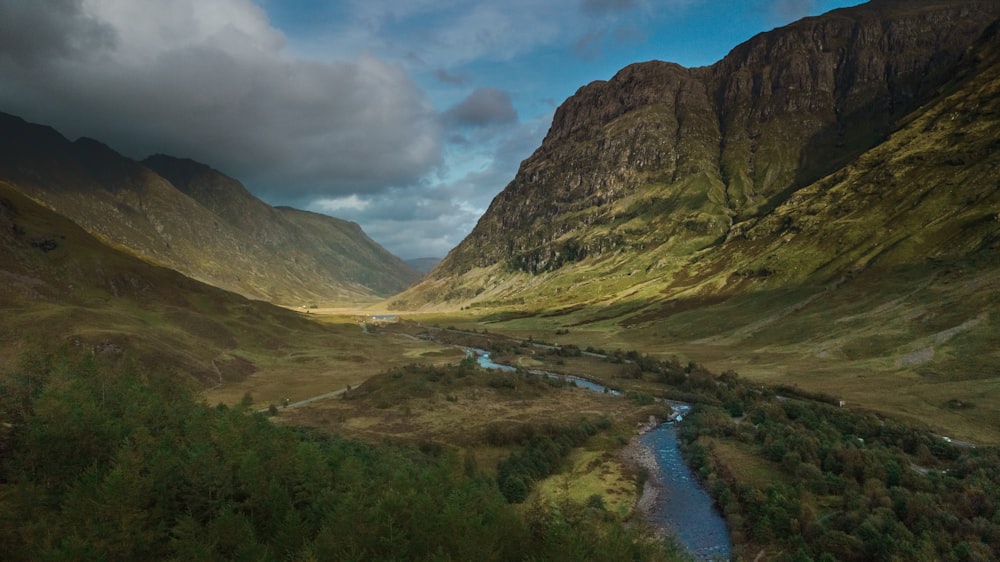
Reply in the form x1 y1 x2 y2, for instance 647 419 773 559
256 387 348 414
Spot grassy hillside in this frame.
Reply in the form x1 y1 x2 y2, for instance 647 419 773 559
0 180 438 398
144 155 421 300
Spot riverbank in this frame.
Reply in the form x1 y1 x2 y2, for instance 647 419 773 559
621 412 732 560
620 416 666 527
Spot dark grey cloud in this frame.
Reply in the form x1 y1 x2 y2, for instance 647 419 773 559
0 1 442 202
0 0 115 64
443 87 518 128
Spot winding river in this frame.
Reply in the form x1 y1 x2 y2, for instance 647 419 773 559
473 349 622 395
471 348 731 560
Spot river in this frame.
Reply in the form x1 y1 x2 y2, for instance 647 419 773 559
469 348 731 560
641 410 731 560
472 349 621 395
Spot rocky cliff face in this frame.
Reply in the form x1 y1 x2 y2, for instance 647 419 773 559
0 115 420 304
431 0 1000 281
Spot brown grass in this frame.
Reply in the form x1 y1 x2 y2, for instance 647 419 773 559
275 373 651 448
201 325 465 408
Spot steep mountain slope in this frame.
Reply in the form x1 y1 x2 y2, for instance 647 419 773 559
0 178 456 412
392 1 1000 440
397 0 1000 307
415 0 999 287
0 179 327 384
143 155 421 298
0 115 419 305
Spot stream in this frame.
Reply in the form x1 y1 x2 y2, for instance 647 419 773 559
470 348 731 560
472 349 621 395
641 408 732 560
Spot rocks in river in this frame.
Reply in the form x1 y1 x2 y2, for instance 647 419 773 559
634 414 660 434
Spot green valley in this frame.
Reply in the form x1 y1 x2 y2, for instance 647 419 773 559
3 1 1000 560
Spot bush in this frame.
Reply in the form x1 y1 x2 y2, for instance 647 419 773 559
586 494 606 511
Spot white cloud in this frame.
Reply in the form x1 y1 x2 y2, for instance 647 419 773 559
81 0 285 63
312 194 371 213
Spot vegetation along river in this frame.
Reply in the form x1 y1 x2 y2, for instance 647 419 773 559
471 349 731 560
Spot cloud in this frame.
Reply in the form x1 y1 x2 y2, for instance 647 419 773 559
313 194 370 213
352 0 566 68
311 185 482 260
444 88 518 128
0 0 115 64
309 112 551 260
581 0 636 17
434 68 467 85
768 0 818 23
0 0 442 201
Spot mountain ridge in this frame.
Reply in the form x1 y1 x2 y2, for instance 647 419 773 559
400 0 1000 298
142 154 420 299
0 177 435 394
0 113 419 304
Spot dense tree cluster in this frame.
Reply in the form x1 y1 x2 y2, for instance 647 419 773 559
678 386 1000 561
496 418 610 503
0 354 686 561
595 350 1000 561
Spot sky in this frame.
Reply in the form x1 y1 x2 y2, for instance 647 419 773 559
0 0 863 260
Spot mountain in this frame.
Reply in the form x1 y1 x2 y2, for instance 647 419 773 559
405 257 441 274
408 0 1000 289
398 0 1000 305
0 115 420 305
391 0 1000 437
0 178 328 384
142 154 422 299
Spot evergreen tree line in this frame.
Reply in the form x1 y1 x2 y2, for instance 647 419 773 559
0 354 687 561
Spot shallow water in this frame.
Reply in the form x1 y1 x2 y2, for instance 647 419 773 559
471 349 516 372
557 373 622 395
471 349 620 394
640 421 731 560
